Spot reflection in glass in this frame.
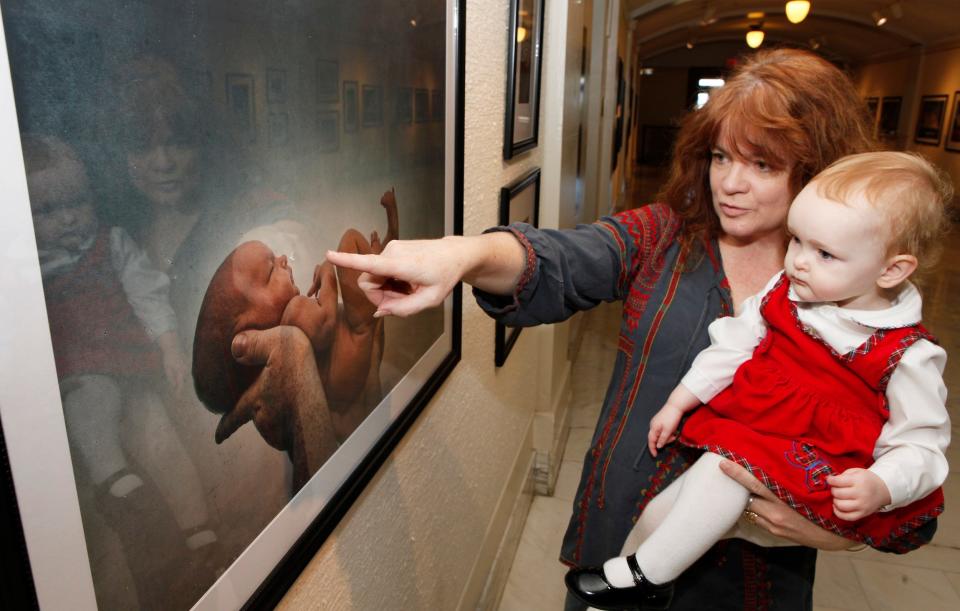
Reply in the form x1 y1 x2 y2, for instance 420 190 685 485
3 0 446 607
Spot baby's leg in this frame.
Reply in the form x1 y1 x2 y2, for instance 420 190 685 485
619 470 685 553
60 374 127 484
335 228 378 329
379 188 399 248
604 452 750 586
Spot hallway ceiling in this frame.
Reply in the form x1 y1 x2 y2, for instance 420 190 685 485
626 0 960 65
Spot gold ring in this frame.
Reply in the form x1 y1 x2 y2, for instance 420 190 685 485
744 510 760 525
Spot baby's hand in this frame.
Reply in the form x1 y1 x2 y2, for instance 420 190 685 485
647 404 683 457
157 331 188 394
827 468 892 521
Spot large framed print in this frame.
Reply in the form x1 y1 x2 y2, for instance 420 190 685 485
503 0 544 160
914 94 948 146
0 0 465 609
879 96 902 140
495 168 540 367
946 92 960 153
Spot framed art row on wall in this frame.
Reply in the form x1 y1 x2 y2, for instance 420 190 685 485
495 168 541 367
0 0 465 609
503 0 544 159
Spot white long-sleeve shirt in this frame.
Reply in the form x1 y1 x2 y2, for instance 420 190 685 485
682 273 949 511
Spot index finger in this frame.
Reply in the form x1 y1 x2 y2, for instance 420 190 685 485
325 250 401 277
718 458 778 502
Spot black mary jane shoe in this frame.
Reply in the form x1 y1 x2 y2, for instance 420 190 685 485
564 555 674 611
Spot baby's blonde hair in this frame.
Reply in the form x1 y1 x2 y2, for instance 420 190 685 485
811 151 953 276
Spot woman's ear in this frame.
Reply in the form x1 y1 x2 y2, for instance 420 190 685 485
877 254 918 289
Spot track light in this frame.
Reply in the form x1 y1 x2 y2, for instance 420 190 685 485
746 24 765 48
701 5 717 26
872 10 887 26
785 1 810 24
686 39 695 49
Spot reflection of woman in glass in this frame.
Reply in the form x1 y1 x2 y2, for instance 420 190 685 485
23 134 215 608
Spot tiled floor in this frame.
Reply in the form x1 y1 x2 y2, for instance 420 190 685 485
497 171 960 611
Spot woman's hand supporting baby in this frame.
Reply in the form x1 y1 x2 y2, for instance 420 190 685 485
324 232 527 318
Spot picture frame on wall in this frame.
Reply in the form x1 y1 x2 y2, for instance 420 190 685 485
266 68 286 104
946 92 960 153
0 0 465 609
431 89 443 121
914 94 949 146
395 86 413 124
316 59 339 103
503 0 544 159
362 83 382 127
343 80 359 132
865 96 879 135
878 96 902 140
496 168 540 367
225 72 256 142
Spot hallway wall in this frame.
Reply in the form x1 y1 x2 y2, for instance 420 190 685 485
275 1 578 609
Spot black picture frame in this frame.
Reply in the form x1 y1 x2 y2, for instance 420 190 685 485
414 87 430 123
395 86 413 125
316 110 339 152
431 88 443 121
362 83 382 127
503 0 544 159
343 80 359 132
946 92 960 153
878 96 902 140
225 72 256 142
496 168 540 367
0 0 466 608
316 59 339 103
914 94 949 146
266 68 286 104
864 97 879 137
269 111 289 147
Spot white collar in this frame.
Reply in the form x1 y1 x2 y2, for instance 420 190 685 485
787 281 922 330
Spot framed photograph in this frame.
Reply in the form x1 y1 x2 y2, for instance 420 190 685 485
878 96 902 140
269 111 289 147
316 110 340 152
946 92 960 153
503 0 544 159
316 59 339 103
431 89 443 122
496 168 540 367
266 68 286 104
225 72 256 142
343 80 359 132
914 94 949 146
0 0 465 609
864 97 879 136
395 86 412 125
414 87 430 123
362 84 382 127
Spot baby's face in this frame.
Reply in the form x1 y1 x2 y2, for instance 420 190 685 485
29 163 97 252
231 241 301 328
784 184 891 309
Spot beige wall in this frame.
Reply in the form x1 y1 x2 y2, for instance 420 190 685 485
276 1 575 609
855 43 960 198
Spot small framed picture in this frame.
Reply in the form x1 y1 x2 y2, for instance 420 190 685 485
316 59 339 103
864 97 879 135
343 80 359 132
395 86 412 124
946 92 960 153
431 89 443 121
317 110 339 152
361 84 382 127
414 88 429 123
496 168 540 367
503 0 544 159
268 111 289 147
266 68 286 104
914 94 948 146
225 73 256 142
878 96 902 140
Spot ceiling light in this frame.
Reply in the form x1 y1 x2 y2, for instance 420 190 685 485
747 11 765 19
808 37 820 50
746 25 765 48
872 10 887 26
785 1 810 24
701 5 718 26
517 26 528 43
686 39 695 49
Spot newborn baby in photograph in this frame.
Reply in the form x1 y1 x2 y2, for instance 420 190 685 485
192 189 398 446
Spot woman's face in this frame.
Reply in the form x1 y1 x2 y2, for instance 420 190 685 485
126 122 200 208
709 138 793 244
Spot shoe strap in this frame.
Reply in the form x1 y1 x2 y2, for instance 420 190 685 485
626 554 646 587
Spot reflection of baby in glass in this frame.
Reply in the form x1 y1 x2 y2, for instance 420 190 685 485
24 135 218 581
193 190 398 450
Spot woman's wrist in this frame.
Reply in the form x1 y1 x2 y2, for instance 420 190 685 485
459 232 526 295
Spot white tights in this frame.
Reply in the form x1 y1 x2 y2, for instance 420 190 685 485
603 452 792 587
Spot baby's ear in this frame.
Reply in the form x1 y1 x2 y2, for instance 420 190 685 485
877 253 918 289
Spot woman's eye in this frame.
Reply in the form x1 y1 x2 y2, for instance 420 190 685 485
711 151 726 162
755 160 769 171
